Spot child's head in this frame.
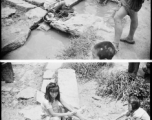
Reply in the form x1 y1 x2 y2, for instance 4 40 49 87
128 95 140 112
45 82 60 102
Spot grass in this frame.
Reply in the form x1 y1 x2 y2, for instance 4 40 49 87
57 27 98 59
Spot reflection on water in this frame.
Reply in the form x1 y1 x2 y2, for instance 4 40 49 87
3 0 117 60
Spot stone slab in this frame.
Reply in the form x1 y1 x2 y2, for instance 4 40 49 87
25 7 47 19
1 7 16 19
41 79 56 93
43 70 54 79
19 105 43 120
16 87 37 99
58 69 80 108
45 63 63 70
5 0 36 11
36 90 45 104
64 0 79 6
24 0 45 6
50 14 114 36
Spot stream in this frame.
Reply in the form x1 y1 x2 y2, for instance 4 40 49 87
3 0 117 60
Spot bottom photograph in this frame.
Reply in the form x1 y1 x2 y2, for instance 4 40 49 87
1 62 150 120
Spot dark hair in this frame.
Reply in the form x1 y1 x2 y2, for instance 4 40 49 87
45 82 60 103
128 96 140 111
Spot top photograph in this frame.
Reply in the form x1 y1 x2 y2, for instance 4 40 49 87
1 0 151 60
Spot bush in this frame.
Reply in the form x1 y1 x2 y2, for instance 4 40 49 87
96 69 150 115
57 27 98 59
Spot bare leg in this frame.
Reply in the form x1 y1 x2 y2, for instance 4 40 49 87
113 6 127 51
120 11 138 44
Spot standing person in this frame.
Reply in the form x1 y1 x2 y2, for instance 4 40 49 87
115 96 150 120
113 0 145 51
128 62 140 78
41 82 86 120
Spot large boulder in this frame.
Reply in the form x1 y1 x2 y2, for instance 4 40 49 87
58 69 80 108
50 14 114 36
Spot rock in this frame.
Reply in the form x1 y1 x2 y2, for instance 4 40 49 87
12 88 20 93
43 70 54 79
19 105 43 120
58 69 80 108
37 22 51 31
1 28 31 56
25 7 47 19
5 19 14 26
50 14 114 36
12 100 18 106
16 87 37 99
5 0 36 11
64 0 79 6
45 63 63 70
1 7 16 19
41 79 56 93
24 0 45 6
2 86 13 92
36 91 45 104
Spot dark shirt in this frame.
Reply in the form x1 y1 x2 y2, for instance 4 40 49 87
121 0 144 12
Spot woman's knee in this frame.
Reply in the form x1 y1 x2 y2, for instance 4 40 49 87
114 14 122 23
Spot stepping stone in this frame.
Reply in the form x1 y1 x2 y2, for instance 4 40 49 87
19 105 43 120
5 0 36 11
41 79 56 93
16 87 37 99
45 63 63 71
43 70 54 79
25 7 47 19
36 91 45 104
58 69 80 108
1 7 16 19
24 0 45 6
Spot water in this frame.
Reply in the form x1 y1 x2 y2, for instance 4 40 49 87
3 0 117 60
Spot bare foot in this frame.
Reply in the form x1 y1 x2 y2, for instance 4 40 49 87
120 37 135 44
112 42 119 53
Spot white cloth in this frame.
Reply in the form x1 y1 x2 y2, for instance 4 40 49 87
132 108 150 120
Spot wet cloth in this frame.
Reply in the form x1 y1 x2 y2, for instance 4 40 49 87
121 0 144 12
131 108 150 120
41 98 63 118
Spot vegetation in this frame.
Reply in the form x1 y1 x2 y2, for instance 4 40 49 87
57 27 99 59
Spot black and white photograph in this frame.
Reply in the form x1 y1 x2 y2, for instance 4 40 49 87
1 62 150 120
1 0 151 60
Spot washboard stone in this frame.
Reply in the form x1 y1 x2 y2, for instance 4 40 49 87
58 69 80 108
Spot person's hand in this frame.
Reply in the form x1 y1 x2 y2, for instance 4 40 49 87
67 111 77 117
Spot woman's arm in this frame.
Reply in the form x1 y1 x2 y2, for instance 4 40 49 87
47 108 76 117
60 97 87 120
115 111 128 120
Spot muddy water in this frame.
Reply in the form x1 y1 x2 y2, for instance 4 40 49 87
3 1 117 60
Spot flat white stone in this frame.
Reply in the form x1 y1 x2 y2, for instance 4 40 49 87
58 69 80 108
41 79 56 93
5 0 36 11
43 70 54 79
45 63 63 70
25 7 47 19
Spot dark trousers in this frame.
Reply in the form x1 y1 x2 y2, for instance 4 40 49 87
128 62 140 74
